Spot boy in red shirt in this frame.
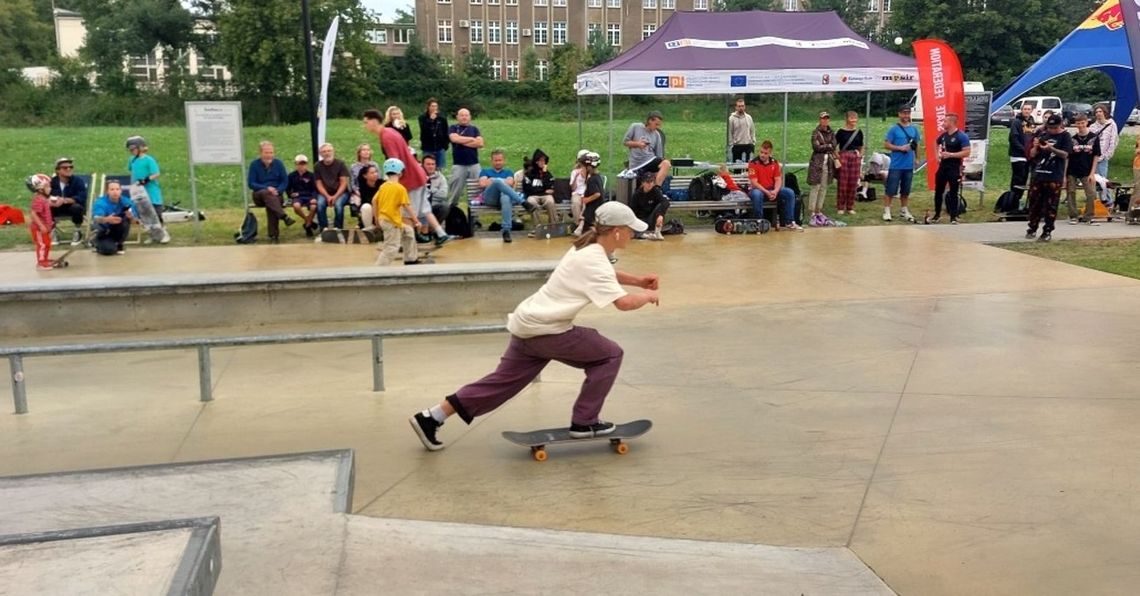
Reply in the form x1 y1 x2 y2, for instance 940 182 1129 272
26 174 55 270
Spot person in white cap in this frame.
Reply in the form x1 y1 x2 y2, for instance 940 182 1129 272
568 149 591 234
409 201 660 451
287 154 320 237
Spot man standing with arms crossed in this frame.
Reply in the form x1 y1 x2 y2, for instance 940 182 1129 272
446 108 485 207
728 97 756 163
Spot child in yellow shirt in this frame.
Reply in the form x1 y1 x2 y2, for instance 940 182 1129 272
375 158 422 266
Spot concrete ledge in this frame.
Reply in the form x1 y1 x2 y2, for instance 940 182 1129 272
0 262 555 338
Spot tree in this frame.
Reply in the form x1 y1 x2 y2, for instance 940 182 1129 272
522 47 539 81
587 28 617 67
804 0 875 38
393 6 415 24
716 0 781 10
549 43 589 103
0 0 55 71
464 47 494 81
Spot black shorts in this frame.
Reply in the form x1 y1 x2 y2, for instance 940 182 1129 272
633 157 664 174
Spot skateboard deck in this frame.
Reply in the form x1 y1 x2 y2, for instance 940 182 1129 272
502 419 652 461
321 228 377 244
51 246 78 268
128 185 166 243
533 222 575 239
715 218 771 235
1080 200 1114 222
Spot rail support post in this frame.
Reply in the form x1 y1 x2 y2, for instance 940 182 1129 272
197 346 213 402
372 336 384 392
10 355 27 414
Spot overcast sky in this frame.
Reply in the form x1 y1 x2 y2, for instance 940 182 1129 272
362 0 414 21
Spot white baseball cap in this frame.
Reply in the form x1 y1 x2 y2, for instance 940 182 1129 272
595 202 648 232
294 154 309 163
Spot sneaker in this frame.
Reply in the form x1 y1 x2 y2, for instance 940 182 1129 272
649 231 664 241
415 232 433 244
160 229 171 244
305 224 315 238
434 234 455 247
409 411 444 451
71 230 83 246
1086 220 1100 226
283 216 296 227
950 218 958 225
50 228 60 246
633 232 646 240
788 222 805 232
403 259 424 265
930 215 941 224
116 249 125 255
1068 219 1079 225
901 209 916 222
1025 231 1036 240
36 263 53 271
882 210 892 222
502 230 512 243
568 421 616 439
1039 232 1052 242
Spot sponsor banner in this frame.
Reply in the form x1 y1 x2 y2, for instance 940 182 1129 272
962 91 992 192
1118 0 1140 106
317 16 340 147
1080 0 1124 30
913 39 965 189
664 35 869 51
577 69 920 95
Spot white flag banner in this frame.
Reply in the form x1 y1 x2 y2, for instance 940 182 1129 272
317 16 340 146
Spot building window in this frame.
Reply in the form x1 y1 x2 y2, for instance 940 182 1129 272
694 0 708 9
588 22 600 40
883 0 892 11
588 0 602 6
395 28 413 44
367 29 388 44
866 0 876 10
784 0 798 10
607 23 621 46
489 0 500 4
662 0 674 7
438 0 451 3
534 21 548 44
506 21 519 44
441 58 454 73
554 0 567 6
537 59 549 81
535 0 548 6
507 0 518 4
471 0 481 4
488 21 501 43
438 20 453 43
642 24 656 39
492 59 503 80
506 60 519 81
644 0 656 7
552 21 567 45
607 0 621 7
469 20 483 43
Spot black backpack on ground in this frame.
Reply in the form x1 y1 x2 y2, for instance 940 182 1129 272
446 204 473 238
856 184 876 202
993 190 1017 214
234 210 258 244
661 218 686 235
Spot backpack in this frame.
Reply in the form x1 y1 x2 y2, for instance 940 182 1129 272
687 172 723 202
445 204 473 238
661 218 685 235
783 172 801 198
0 204 25 225
856 184 876 202
993 190 1015 213
234 210 258 244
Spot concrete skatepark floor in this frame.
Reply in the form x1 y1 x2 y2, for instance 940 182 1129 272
2 226 1139 595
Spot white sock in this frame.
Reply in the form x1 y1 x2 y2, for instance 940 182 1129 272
429 405 448 423
433 224 447 237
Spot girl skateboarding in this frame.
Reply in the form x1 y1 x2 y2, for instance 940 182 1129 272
410 201 660 451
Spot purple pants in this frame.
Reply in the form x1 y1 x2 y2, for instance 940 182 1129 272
447 326 623 426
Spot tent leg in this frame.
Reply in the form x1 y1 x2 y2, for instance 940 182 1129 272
782 93 789 164
725 95 732 163
578 95 583 150
608 93 614 180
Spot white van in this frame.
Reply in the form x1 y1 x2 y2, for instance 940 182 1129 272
909 81 986 121
1009 96 1063 124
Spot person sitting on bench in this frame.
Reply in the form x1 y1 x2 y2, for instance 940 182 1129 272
747 140 801 232
91 180 137 255
479 148 529 243
523 149 558 236
623 111 672 188
48 157 88 246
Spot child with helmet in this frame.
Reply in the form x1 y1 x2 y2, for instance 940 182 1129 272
26 174 55 271
374 158 422 266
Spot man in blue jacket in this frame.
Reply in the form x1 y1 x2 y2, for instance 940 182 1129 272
48 157 89 245
247 141 295 242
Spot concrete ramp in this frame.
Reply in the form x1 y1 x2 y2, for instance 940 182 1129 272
0 449 893 595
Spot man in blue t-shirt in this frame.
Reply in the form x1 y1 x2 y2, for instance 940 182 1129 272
91 180 137 255
446 108 485 206
882 105 921 222
477 149 527 243
932 113 972 224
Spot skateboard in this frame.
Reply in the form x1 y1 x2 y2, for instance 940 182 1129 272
128 185 167 243
320 228 378 244
714 218 771 235
502 419 652 462
51 245 78 268
533 221 575 239
1080 200 1115 223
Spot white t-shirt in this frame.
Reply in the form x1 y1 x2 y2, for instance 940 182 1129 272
569 167 587 196
507 244 628 338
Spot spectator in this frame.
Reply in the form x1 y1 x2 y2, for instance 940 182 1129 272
717 164 743 194
569 150 589 234
48 157 88 246
932 113 971 224
446 108 485 206
1035 111 1055 134
349 144 380 201
580 152 606 233
315 143 351 231
882 106 921 222
479 148 528 243
247 141 295 243
422 153 451 225
747 140 801 232
1026 114 1073 242
126 135 171 243
1091 103 1118 197
523 149 558 236
630 170 669 240
374 158 421 266
356 164 382 231
288 154 319 237
1066 113 1101 225
384 105 414 143
1009 103 1035 207
728 97 756 163
419 98 450 169
807 111 838 226
26 173 54 271
365 108 454 246
91 180 136 256
623 111 672 187
835 111 864 215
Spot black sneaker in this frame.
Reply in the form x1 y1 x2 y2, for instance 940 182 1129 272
568 421 616 439
1025 231 1036 240
502 230 512 243
304 224 314 238
409 411 444 451
435 234 454 247
283 216 296 227
1038 232 1052 242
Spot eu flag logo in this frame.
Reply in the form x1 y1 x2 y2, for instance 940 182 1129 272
726 41 739 48
730 75 747 87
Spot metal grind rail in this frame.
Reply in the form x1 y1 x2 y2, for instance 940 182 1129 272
2 324 506 414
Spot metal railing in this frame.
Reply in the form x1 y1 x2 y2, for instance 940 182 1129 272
2 324 505 414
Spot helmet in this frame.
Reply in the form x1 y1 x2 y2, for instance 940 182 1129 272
382 158 405 175
25 173 51 193
125 136 147 151
583 152 601 167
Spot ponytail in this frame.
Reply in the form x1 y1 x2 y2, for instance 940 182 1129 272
573 224 615 250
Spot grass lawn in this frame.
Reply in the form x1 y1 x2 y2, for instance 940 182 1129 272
998 237 1140 280
2 115 1138 250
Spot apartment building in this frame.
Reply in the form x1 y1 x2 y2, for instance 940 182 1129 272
367 23 418 56
415 0 710 81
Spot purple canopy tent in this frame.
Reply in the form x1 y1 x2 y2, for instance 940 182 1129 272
575 10 919 165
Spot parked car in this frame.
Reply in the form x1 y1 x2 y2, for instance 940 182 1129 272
1130 107 1140 126
1010 96 1063 125
990 104 1014 127
1062 102 1092 125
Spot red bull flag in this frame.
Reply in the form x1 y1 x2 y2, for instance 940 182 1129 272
913 39 965 190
